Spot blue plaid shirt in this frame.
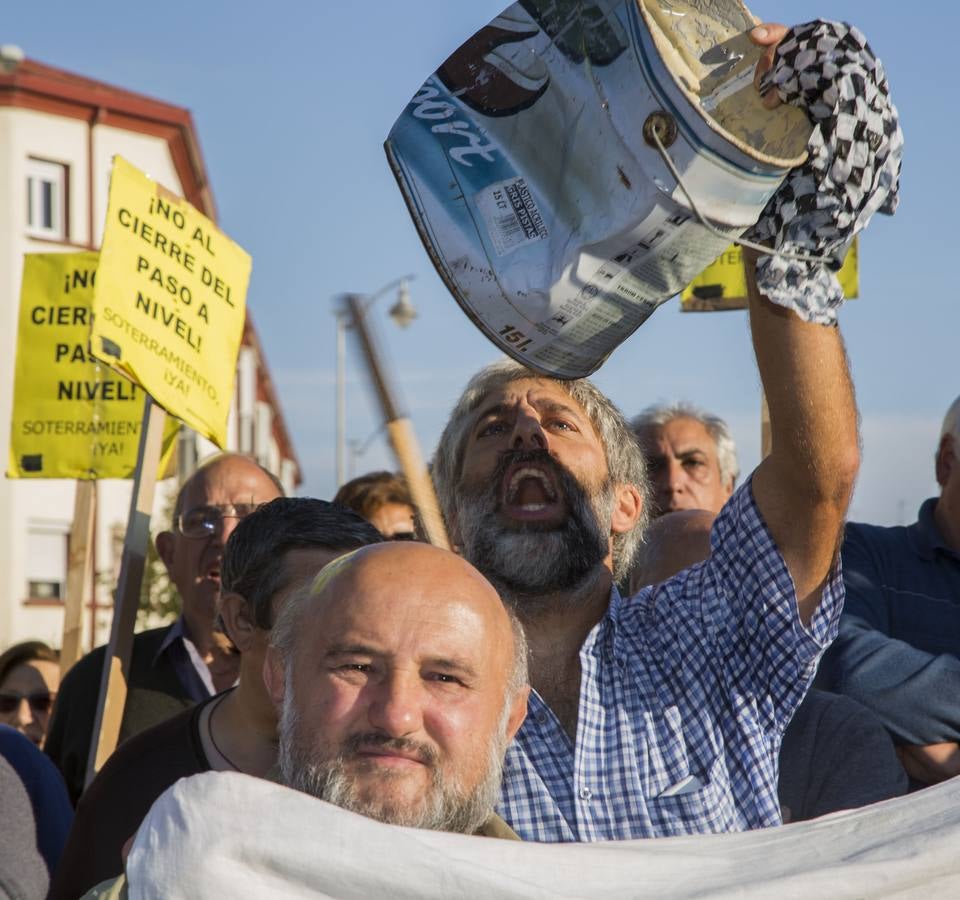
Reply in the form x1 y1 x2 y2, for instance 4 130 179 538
498 479 843 842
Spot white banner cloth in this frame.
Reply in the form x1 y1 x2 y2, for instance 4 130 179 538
127 771 960 898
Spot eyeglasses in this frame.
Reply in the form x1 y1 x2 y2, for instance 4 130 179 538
0 691 55 715
176 503 262 539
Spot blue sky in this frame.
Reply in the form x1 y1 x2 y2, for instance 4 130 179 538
8 2 954 525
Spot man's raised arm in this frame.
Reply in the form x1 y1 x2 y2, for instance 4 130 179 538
738 20 903 625
745 249 858 626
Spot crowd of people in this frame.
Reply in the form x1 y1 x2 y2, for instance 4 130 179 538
5 362 956 895
3 16 954 900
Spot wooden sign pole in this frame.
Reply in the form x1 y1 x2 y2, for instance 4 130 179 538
60 480 97 675
85 396 167 786
346 294 450 550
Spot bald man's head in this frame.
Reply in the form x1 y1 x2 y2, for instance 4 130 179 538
628 508 715 593
264 543 529 834
156 453 284 634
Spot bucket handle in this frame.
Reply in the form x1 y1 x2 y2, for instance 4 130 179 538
644 113 831 266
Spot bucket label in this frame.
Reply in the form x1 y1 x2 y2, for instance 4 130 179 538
386 0 806 378
476 178 549 257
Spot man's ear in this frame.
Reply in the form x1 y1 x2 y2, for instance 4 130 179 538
262 646 286 709
219 592 257 654
611 483 643 535
936 435 956 488
505 685 530 742
155 531 176 576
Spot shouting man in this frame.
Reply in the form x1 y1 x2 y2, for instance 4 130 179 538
429 19 900 842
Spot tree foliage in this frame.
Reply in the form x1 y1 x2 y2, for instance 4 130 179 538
137 491 180 628
138 537 180 628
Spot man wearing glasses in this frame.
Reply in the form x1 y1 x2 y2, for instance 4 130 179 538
44 452 283 804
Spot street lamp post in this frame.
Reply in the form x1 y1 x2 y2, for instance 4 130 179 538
335 311 348 488
333 275 416 490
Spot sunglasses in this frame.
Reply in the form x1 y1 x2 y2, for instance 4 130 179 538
0 691 55 715
176 503 262 539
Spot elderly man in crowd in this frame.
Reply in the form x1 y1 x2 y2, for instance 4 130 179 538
632 403 738 517
46 452 284 804
820 394 960 786
51 498 383 899
82 543 528 898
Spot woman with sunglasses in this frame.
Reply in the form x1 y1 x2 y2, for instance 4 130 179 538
0 640 60 748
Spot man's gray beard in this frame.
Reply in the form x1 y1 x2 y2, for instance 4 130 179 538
458 451 615 615
277 680 507 835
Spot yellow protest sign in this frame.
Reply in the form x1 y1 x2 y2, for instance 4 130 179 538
8 252 178 479
90 156 251 447
680 238 859 311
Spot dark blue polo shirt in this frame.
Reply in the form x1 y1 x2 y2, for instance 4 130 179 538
820 499 960 744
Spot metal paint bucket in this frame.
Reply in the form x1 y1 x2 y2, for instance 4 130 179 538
386 0 812 378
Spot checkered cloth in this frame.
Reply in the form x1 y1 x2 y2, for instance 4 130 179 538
497 478 842 841
745 21 903 325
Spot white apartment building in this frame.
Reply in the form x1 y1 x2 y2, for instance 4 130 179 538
0 47 300 652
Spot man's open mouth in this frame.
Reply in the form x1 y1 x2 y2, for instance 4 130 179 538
500 461 564 520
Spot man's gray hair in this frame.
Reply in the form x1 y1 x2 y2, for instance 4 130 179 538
504 612 530 698
941 395 960 448
270 564 530 701
631 402 740 490
433 360 650 582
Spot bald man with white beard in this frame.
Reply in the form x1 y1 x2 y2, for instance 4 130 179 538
265 543 529 837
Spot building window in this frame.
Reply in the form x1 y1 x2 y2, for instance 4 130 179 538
27 579 61 601
24 524 68 604
26 157 68 240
